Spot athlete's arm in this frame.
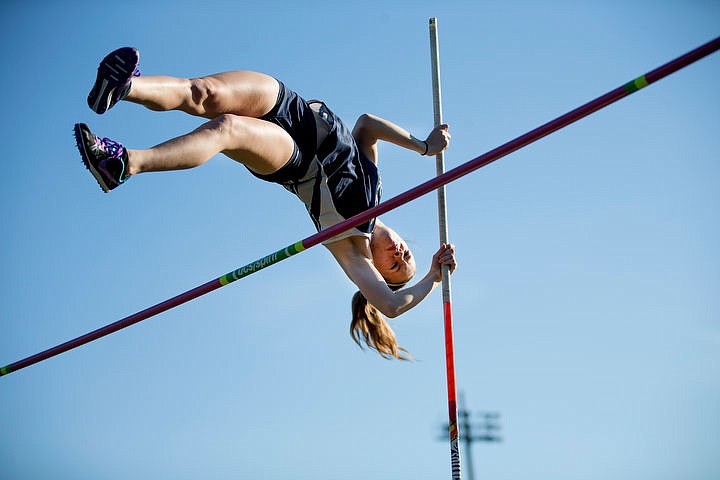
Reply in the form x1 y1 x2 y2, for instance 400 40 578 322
351 113 450 163
326 239 456 318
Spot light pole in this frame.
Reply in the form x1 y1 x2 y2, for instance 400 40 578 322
438 392 502 480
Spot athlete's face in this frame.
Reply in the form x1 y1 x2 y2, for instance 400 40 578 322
370 223 416 286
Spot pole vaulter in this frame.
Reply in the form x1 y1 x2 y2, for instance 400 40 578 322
1 35 718 378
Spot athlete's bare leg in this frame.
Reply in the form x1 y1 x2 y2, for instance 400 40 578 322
125 70 280 119
125 113 294 176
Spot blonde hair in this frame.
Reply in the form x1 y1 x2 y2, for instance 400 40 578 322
350 290 412 361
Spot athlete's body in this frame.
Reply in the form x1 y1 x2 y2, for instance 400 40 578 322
75 48 456 359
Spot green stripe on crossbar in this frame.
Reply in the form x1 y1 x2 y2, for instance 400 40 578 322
624 75 649 94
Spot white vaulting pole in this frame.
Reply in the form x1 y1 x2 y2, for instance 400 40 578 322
429 17 462 480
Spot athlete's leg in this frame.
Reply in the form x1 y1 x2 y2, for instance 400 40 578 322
125 71 280 119
126 114 294 176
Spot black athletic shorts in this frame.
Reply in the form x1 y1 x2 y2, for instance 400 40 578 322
250 81 382 242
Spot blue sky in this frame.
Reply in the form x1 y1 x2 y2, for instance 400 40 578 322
1 1 718 479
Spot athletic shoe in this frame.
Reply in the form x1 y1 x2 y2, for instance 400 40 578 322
73 123 129 192
87 47 141 114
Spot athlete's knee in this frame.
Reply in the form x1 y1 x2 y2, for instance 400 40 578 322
189 76 225 116
204 114 251 145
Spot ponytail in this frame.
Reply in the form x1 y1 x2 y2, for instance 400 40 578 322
350 291 412 361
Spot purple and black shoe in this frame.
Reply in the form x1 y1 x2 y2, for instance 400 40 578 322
73 123 129 192
87 47 141 114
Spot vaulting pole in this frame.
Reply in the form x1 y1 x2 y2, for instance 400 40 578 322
2 36 717 378
429 17 462 480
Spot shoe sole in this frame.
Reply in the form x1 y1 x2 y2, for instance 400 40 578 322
74 123 111 193
87 47 139 114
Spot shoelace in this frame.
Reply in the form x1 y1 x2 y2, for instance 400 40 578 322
97 135 125 160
